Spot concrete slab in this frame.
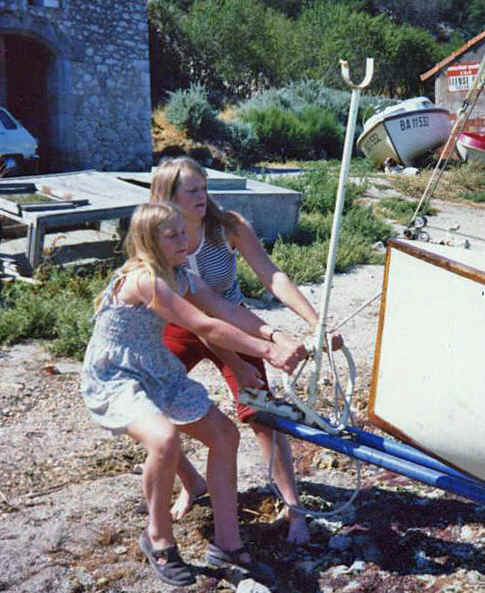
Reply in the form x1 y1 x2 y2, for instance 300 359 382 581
0 168 301 274
107 167 248 191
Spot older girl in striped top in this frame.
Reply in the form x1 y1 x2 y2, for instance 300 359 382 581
151 157 342 545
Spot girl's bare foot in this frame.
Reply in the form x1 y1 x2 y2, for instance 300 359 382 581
171 481 207 520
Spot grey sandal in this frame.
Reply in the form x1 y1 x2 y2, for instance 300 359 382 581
139 531 195 586
205 542 274 584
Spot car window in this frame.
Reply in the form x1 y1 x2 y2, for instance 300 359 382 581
0 109 18 130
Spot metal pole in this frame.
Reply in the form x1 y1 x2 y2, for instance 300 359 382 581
255 413 485 504
308 58 374 406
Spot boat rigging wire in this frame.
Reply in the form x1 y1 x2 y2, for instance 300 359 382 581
407 54 485 229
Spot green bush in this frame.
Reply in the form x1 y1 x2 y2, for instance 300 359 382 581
240 105 344 160
340 204 395 244
165 83 221 139
182 0 280 97
376 196 436 223
236 81 397 149
0 266 108 359
223 120 263 166
241 106 300 159
463 191 485 203
274 161 364 214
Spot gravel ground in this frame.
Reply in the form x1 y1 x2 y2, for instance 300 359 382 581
1 195 485 593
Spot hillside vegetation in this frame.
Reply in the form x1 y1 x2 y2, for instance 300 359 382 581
148 0 484 105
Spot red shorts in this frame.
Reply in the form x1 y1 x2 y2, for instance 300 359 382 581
163 322 270 422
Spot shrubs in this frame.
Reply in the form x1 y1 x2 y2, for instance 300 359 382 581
223 120 263 167
163 81 353 164
275 161 364 215
161 79 403 166
0 265 107 360
164 84 221 140
240 104 344 160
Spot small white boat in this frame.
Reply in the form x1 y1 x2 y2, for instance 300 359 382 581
456 132 485 165
357 97 450 167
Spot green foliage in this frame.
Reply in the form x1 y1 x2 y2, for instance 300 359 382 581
383 24 442 96
271 239 330 283
293 211 330 245
274 161 366 215
240 105 344 160
237 208 392 297
182 0 280 97
340 204 395 244
149 0 479 107
462 191 485 203
147 0 198 101
466 0 485 35
236 256 269 299
236 165 394 298
376 196 436 223
0 266 108 359
259 0 305 18
236 81 397 147
295 2 391 91
223 121 263 166
164 84 221 139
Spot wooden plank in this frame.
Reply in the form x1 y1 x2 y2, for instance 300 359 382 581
0 196 21 216
20 199 90 212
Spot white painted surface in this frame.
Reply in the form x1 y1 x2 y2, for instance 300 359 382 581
373 243 485 480
357 97 450 166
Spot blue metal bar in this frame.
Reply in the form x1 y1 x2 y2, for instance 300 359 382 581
254 412 485 504
344 424 485 486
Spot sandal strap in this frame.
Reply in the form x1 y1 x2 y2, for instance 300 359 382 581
207 542 250 566
140 533 195 586
206 542 274 585
151 544 180 562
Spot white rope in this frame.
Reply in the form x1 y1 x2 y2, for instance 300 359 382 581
267 427 362 520
266 334 363 519
329 291 382 333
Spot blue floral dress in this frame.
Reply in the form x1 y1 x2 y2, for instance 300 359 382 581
81 268 211 434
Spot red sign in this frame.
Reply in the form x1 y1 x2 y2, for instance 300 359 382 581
446 63 480 92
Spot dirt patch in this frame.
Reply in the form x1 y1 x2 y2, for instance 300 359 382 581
1 340 485 593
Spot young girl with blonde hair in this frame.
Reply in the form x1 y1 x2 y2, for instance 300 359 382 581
81 203 306 586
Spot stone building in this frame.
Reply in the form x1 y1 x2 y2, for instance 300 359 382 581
420 30 485 135
0 0 153 173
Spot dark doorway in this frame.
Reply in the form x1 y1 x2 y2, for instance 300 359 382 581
4 34 53 171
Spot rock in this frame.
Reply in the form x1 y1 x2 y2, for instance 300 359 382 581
328 534 352 551
295 558 323 576
237 578 272 593
349 560 366 573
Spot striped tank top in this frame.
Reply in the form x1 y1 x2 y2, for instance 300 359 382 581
185 226 243 304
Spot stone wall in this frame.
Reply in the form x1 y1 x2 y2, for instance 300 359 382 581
0 0 152 172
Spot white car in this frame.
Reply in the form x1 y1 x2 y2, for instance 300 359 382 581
0 107 39 176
